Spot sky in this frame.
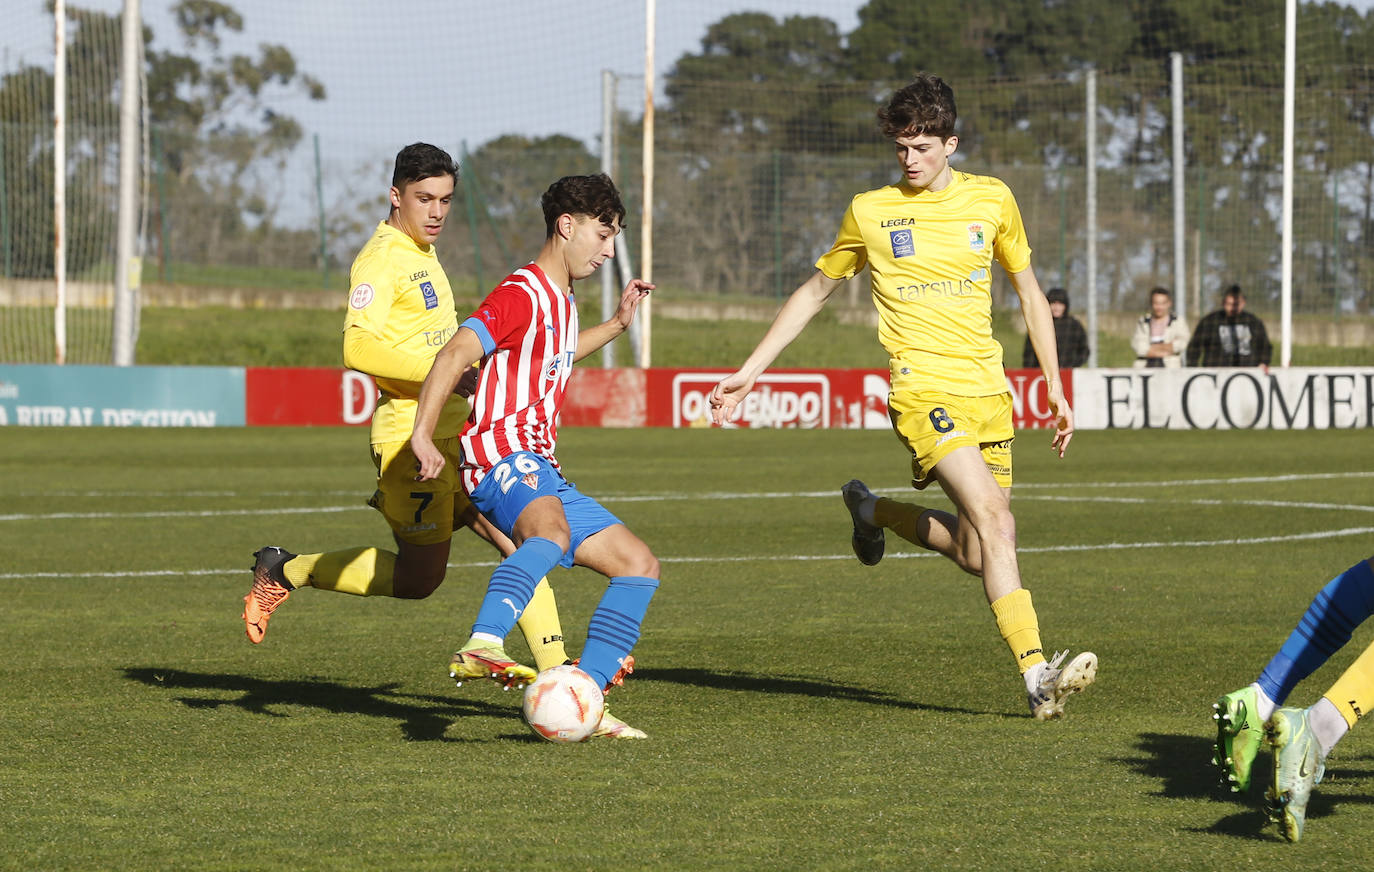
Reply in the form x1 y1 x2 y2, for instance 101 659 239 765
6 0 1370 229
6 0 867 152
8 0 1372 157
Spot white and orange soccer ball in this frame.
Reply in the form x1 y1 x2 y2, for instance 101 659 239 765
521 664 605 743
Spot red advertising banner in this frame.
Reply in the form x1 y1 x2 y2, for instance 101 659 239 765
1006 369 1071 430
243 366 1069 429
638 368 891 429
245 367 376 426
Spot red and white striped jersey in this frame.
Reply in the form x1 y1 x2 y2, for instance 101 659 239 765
458 263 578 491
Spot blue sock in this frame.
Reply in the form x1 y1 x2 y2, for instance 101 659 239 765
578 576 659 689
470 537 565 640
1257 558 1374 704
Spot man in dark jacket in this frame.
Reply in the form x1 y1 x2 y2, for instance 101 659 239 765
1023 287 1090 369
1187 284 1273 367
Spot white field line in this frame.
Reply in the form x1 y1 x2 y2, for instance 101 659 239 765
3 526 1372 582
7 470 1374 503
4 467 1373 522
2 470 1370 581
0 506 367 522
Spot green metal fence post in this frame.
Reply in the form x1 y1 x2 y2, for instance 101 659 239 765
773 150 782 299
1330 173 1341 320
1058 163 1067 287
465 154 512 269
314 133 328 289
459 142 484 295
1194 164 1207 307
153 128 172 283
1 123 10 278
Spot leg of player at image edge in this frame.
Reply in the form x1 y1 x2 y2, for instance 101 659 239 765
1211 557 1374 840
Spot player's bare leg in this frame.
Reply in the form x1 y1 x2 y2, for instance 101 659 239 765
913 506 980 575
935 446 1096 718
391 538 450 599
932 448 1018 604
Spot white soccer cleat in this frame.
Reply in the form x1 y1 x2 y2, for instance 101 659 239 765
1027 650 1098 720
592 707 648 739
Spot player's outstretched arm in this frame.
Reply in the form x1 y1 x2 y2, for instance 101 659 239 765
343 326 434 383
411 327 485 480
709 270 842 425
574 279 653 362
1009 266 1074 457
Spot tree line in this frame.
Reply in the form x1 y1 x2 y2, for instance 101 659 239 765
1 0 1370 315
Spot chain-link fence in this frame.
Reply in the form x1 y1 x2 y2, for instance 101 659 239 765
3 1 1372 363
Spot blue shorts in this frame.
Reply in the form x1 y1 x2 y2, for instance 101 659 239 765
468 451 622 569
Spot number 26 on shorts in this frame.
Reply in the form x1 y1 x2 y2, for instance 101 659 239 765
491 453 541 495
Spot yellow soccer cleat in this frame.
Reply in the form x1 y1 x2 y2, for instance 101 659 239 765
448 644 537 691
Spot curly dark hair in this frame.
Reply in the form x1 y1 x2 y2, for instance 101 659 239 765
391 142 458 191
877 73 957 141
541 173 627 238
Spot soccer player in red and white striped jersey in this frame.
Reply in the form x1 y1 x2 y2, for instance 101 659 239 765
456 260 578 495
411 174 658 732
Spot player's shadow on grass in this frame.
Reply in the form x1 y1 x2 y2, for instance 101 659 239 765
1111 732 1374 840
642 667 995 717
123 667 534 743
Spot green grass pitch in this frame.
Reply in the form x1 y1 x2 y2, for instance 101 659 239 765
2 425 1372 869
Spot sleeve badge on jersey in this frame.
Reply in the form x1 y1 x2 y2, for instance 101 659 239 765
349 283 375 309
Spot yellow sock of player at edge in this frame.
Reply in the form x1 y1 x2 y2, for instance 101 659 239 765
284 548 396 597
872 498 929 547
518 578 570 672
991 588 1046 674
1324 637 1374 730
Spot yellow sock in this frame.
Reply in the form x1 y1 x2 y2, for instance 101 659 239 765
872 497 928 547
517 578 569 671
1323 638 1374 728
285 548 396 597
990 588 1046 674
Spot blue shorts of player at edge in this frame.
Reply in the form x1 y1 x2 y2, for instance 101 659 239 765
468 451 622 569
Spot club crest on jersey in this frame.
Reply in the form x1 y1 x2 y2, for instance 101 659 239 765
544 350 573 382
420 281 439 310
521 472 539 490
889 229 915 258
967 223 985 251
349 283 374 309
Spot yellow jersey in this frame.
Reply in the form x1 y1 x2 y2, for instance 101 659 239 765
815 171 1032 396
343 220 468 444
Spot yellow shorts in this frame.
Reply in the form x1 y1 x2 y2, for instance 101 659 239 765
367 436 470 546
888 390 1015 490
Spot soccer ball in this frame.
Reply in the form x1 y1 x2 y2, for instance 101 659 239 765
521 664 605 743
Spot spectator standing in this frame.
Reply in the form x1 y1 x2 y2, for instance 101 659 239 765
1022 287 1089 369
1131 286 1189 368
1187 284 1273 367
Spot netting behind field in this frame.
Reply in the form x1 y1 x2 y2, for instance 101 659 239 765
2 1 1372 364
1 6 119 363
